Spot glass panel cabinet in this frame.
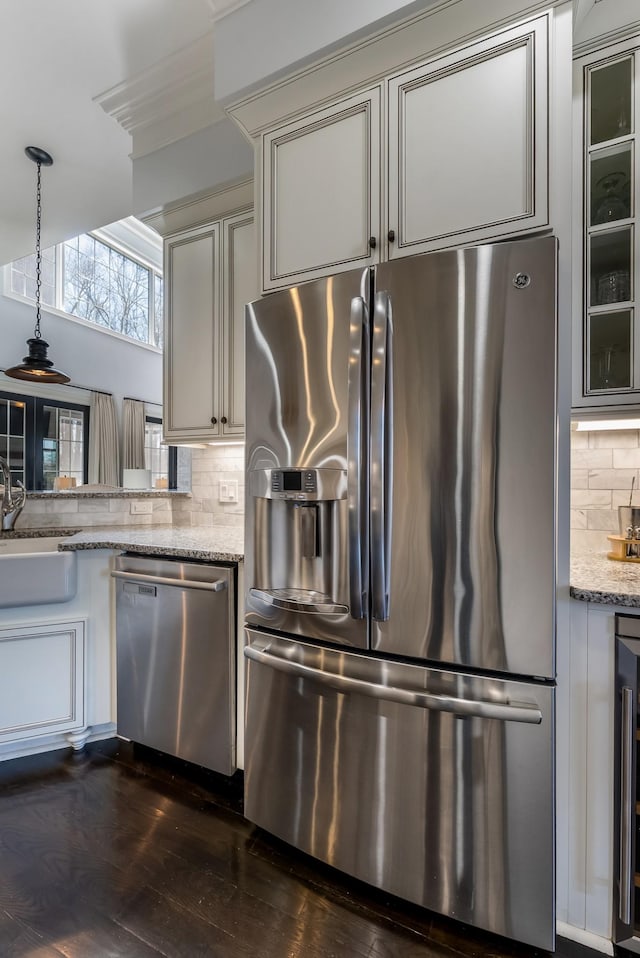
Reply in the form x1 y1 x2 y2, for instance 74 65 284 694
576 44 639 406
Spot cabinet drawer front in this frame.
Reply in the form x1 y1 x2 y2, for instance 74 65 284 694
245 633 555 950
388 14 549 255
263 88 381 290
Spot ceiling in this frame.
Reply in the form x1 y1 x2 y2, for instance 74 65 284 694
0 0 217 267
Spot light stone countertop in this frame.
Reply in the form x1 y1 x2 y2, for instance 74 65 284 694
58 525 244 562
26 490 191 500
571 552 640 607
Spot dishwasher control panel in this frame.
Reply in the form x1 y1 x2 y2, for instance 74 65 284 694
124 581 157 597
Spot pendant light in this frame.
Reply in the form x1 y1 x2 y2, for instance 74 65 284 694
5 146 70 385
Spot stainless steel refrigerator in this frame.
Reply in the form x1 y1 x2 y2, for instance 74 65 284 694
243 235 557 950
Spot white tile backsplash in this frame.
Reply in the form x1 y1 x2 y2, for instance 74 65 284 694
14 445 246 534
571 427 640 554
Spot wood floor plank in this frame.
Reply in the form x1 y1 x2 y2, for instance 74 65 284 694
0 909 65 958
0 741 558 958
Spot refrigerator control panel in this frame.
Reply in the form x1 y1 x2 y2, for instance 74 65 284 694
250 468 347 501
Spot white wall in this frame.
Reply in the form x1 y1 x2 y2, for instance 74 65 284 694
133 119 254 217
0 293 161 405
0 290 162 487
213 0 441 102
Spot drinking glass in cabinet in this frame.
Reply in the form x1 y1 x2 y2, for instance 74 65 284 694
588 310 632 391
589 227 632 307
590 143 632 225
590 58 633 145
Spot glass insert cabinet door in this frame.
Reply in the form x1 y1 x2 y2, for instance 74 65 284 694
583 50 638 400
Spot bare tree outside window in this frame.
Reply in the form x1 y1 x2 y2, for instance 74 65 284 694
8 223 162 349
63 235 151 343
154 276 164 349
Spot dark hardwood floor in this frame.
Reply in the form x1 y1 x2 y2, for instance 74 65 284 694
0 740 595 958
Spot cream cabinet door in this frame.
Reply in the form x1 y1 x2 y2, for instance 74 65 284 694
262 87 381 291
222 211 257 437
164 223 221 442
387 14 549 257
0 620 85 744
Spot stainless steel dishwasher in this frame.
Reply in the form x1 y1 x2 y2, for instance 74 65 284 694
112 554 236 775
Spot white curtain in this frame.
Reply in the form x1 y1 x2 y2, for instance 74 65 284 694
88 392 120 486
122 399 146 470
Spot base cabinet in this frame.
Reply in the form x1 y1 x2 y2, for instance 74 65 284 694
164 209 257 443
0 619 85 745
561 599 618 948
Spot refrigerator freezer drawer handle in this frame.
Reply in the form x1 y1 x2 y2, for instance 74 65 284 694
111 570 227 592
347 295 369 619
244 645 543 724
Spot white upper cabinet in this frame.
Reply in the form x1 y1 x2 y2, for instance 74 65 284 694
164 223 221 442
262 87 381 291
387 15 549 256
256 12 550 291
164 208 257 443
223 211 257 436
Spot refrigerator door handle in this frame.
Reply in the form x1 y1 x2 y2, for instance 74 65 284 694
348 295 369 620
244 645 543 724
371 291 393 621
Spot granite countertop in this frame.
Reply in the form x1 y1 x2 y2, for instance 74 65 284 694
58 526 244 562
571 552 640 607
26 490 191 500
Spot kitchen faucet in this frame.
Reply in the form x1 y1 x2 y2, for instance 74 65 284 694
0 456 26 530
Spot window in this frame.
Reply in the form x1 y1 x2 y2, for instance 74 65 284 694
145 417 176 488
10 247 56 307
7 219 163 349
0 394 28 487
0 391 89 490
39 402 87 489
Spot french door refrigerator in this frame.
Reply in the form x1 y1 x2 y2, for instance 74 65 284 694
243 235 557 950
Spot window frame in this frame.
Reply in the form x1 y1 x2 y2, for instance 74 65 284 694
4 221 163 352
145 415 177 489
35 397 90 491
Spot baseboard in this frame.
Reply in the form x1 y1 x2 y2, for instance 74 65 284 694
556 922 614 956
0 723 117 762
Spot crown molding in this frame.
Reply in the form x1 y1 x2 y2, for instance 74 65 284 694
95 32 222 159
141 176 253 236
206 0 253 24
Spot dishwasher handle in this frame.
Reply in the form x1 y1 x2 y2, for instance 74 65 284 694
111 569 227 592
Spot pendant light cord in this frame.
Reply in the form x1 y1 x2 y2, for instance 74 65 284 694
34 160 42 339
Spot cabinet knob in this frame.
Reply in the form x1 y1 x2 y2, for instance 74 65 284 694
211 416 217 425
220 416 227 425
388 229 395 243
369 236 377 250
